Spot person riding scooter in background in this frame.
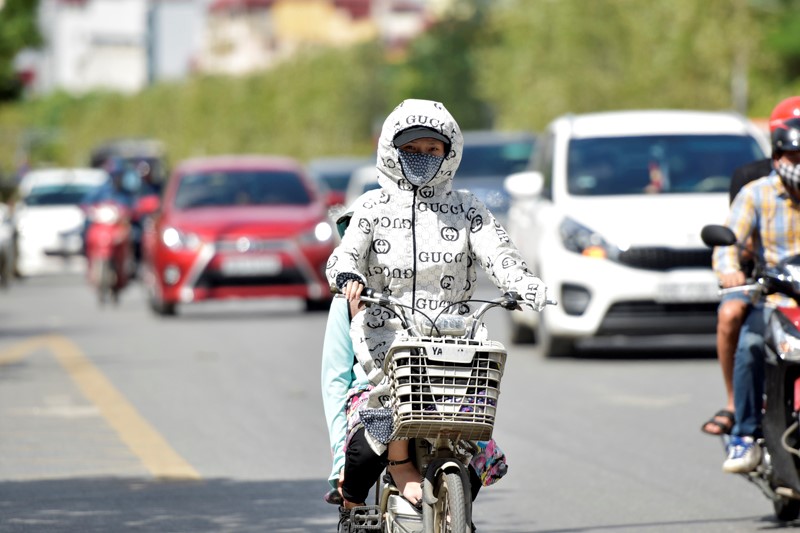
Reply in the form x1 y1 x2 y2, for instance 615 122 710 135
80 157 136 255
129 160 162 270
701 158 773 437
713 95 800 473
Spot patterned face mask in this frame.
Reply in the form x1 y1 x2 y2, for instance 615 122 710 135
397 150 445 187
777 160 800 193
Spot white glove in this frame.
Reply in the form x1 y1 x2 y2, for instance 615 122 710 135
520 277 548 312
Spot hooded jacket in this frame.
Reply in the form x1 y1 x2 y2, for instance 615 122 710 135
325 99 545 385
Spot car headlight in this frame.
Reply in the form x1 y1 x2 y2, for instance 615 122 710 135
559 217 620 260
299 221 333 244
162 226 201 251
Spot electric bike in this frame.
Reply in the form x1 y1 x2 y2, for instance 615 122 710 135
331 288 553 532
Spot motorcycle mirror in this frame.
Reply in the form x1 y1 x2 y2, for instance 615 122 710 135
700 224 737 248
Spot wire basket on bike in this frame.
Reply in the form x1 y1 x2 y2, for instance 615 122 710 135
385 336 507 442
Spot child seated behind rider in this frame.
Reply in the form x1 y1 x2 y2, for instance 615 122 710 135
324 98 549 511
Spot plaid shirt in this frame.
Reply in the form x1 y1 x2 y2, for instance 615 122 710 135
713 174 800 307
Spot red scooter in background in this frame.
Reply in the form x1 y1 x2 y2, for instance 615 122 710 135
84 200 134 305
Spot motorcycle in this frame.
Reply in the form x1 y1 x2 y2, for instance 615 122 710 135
84 200 134 305
701 223 800 521
329 288 554 532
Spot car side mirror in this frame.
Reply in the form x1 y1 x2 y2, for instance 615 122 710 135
504 171 544 199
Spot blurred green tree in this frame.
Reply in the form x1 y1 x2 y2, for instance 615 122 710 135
390 0 494 129
474 0 763 129
0 0 42 101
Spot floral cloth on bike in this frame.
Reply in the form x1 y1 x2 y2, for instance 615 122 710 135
325 99 547 455
470 438 508 486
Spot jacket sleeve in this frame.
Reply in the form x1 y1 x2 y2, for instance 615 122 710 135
465 194 544 296
320 297 355 490
325 201 373 290
713 182 758 278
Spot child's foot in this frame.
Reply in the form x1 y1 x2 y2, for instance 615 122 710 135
387 461 422 505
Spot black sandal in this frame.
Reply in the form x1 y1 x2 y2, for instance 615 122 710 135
701 409 735 435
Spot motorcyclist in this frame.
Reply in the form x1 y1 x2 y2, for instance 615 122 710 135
80 157 136 256
714 95 800 473
129 160 162 268
701 159 773 436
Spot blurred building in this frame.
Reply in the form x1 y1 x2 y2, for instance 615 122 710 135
25 0 446 95
35 0 150 94
195 0 436 75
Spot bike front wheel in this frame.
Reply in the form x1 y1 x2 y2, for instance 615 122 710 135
432 471 468 533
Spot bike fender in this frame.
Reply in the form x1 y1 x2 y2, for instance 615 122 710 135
422 458 471 502
421 458 473 529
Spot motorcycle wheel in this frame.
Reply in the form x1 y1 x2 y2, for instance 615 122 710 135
0 250 10 288
774 497 800 522
97 260 115 305
429 471 467 533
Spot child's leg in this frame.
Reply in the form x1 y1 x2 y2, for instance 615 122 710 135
387 440 422 505
342 428 385 508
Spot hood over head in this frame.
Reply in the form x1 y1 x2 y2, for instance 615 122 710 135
376 99 463 192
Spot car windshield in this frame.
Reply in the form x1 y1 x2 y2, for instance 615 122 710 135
567 135 765 196
458 139 535 178
314 170 353 192
24 184 100 206
174 170 311 209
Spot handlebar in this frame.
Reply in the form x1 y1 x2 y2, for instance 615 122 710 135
330 284 557 339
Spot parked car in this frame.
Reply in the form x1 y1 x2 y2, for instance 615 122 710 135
308 155 374 207
503 110 770 357
0 203 15 286
142 155 336 315
456 130 536 224
14 168 109 277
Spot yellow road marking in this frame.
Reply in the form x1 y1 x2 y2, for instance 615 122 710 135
0 335 201 480
0 337 47 367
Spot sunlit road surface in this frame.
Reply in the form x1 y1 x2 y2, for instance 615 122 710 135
0 274 784 532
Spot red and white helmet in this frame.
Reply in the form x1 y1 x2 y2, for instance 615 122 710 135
769 96 800 153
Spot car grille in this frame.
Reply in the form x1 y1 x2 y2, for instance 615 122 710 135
597 301 718 336
195 237 309 289
196 267 307 288
215 238 286 253
617 247 712 271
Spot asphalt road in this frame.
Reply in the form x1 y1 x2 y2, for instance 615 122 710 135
0 274 785 532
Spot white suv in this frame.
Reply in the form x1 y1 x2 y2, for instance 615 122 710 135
503 110 770 357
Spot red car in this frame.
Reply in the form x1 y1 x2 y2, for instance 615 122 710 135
142 155 336 315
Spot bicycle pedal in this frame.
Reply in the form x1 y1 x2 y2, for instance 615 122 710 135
350 505 381 531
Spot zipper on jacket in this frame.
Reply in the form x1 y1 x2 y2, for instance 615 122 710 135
411 190 417 315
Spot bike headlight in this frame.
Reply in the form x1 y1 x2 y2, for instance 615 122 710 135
299 221 333 244
90 205 121 224
162 226 201 251
559 217 620 260
767 312 800 361
419 314 468 337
